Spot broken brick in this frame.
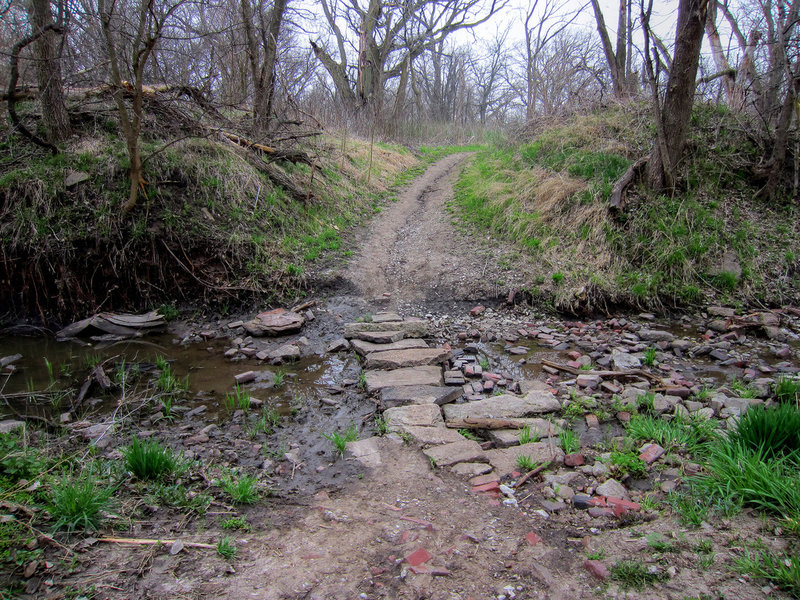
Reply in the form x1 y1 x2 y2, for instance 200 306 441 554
525 532 542 546
564 453 584 467
405 547 432 567
605 497 641 511
584 559 609 580
639 443 666 464
471 481 501 493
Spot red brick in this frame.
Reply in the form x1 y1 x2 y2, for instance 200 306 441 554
567 360 583 369
587 507 614 518
584 559 609 580
585 414 600 429
639 443 665 464
564 453 585 467
469 473 500 487
471 481 501 493
405 547 432 567
470 305 486 316
587 497 607 507
525 532 542 546
605 497 641 511
482 372 502 382
567 351 582 360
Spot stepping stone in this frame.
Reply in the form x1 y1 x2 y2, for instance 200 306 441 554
365 348 451 370
488 419 561 448
344 319 427 339
351 330 405 343
398 426 467 445
365 366 443 393
484 442 565 476
372 312 403 323
384 404 444 430
381 385 461 408
350 338 428 357
443 390 560 421
346 437 383 468
423 440 487 467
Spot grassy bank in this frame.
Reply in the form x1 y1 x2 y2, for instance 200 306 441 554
451 103 800 312
0 118 416 323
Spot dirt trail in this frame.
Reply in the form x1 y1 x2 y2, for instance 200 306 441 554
343 153 520 307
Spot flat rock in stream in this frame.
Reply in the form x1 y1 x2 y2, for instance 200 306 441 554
350 338 428 357
443 390 561 421
243 308 304 337
365 347 452 370
344 319 427 339
365 366 443 392
485 442 565 476
383 404 444 429
57 311 166 340
381 385 461 408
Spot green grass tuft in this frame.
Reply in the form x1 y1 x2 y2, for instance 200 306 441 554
323 424 359 457
734 549 800 597
50 469 114 533
123 437 181 481
220 473 259 504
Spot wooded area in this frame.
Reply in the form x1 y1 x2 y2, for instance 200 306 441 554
3 0 800 203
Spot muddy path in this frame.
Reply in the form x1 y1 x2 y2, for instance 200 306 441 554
341 152 522 310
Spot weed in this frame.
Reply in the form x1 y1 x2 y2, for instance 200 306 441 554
123 437 181 480
734 548 800 597
731 377 759 399
428 455 438 469
149 482 211 514
356 313 373 323
358 370 367 389
713 271 739 290
216 535 238 560
155 358 188 394
610 450 648 478
586 548 606 560
626 413 718 456
0 432 44 480
50 469 114 533
552 272 564 284
775 376 800 404
158 395 175 422
225 384 250 413
559 428 580 454
157 303 179 321
458 428 479 441
728 402 800 460
273 369 286 388
516 455 539 471
646 533 676 553
610 559 668 590
323 424 358 457
519 425 539 445
668 490 710 526
640 493 660 512
220 473 259 504
221 516 250 531
637 391 655 413
478 356 490 370
642 348 657 367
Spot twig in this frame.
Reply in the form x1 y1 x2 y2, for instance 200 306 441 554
513 460 550 489
97 537 215 549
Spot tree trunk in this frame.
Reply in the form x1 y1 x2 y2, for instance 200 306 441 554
259 0 288 130
646 0 709 190
590 0 628 98
705 1 738 109
28 0 71 144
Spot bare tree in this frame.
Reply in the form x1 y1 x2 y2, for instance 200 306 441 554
589 0 630 98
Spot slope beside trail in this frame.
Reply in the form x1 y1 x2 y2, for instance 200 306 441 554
342 153 522 308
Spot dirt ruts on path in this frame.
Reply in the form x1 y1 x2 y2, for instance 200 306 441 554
343 153 521 307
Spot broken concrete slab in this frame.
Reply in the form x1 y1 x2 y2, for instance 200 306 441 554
350 337 428 357
380 385 461 408
365 366 443 393
344 319 427 339
383 404 444 430
423 440 487 467
365 347 452 370
484 442 565 476
451 462 494 477
442 390 560 421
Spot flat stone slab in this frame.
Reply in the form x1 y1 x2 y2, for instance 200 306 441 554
443 390 560 421
488 419 561 448
381 385 462 408
383 404 444 430
399 426 467 445
451 462 494 477
351 330 405 343
423 440 487 467
351 338 428 357
346 437 383 468
365 366 443 393
243 308 304 336
344 319 427 339
372 312 403 323
365 348 452 370
485 442 565 476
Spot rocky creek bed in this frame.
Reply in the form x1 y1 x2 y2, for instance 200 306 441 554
1 298 799 599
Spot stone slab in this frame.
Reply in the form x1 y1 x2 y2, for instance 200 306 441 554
423 440 487 467
372 312 403 323
452 462 494 477
351 330 405 343
365 366 443 393
350 338 428 357
399 426 467 445
383 404 444 430
487 418 560 448
443 390 560 421
381 385 462 408
346 437 383 468
344 319 427 339
365 348 452 370
485 442 565 476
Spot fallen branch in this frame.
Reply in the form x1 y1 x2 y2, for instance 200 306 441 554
513 460 550 489
221 131 275 154
609 156 648 213
97 537 215 549
541 359 665 385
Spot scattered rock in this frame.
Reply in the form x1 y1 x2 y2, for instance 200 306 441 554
383 404 444 429
380 385 461 408
242 308 304 336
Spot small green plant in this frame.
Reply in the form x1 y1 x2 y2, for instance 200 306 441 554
158 395 175 422
696 539 713 554
515 455 538 471
586 548 606 560
610 559 668 590
668 490 710 526
559 428 579 454
552 272 564 284
123 437 180 481
155 358 188 394
157 303 180 321
731 377 759 399
478 356 490 370
734 548 800 597
640 493 660 512
610 450 648 478
519 425 539 445
225 384 251 413
0 432 44 480
149 482 211 514
273 369 286 388
775 376 800 404
646 533 675 553
713 270 739 291
221 516 250 531
220 473 259 504
323 424 359 457
358 370 367 389
50 469 114 533
637 391 655 413
44 357 56 387
216 535 238 560
727 402 800 460
642 347 656 367
428 455 437 469
375 416 389 436
356 313 373 323
456 428 477 441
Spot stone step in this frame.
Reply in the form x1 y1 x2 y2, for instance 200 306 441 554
344 318 427 339
383 404 444 430
423 440 487 467
351 338 428 357
395 425 467 445
365 347 452 370
365 366 443 393
372 312 403 323
381 385 461 408
442 390 561 421
350 330 405 343
486 418 562 448
484 442 565 476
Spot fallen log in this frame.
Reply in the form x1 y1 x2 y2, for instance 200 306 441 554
541 359 665 385
609 156 648 213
